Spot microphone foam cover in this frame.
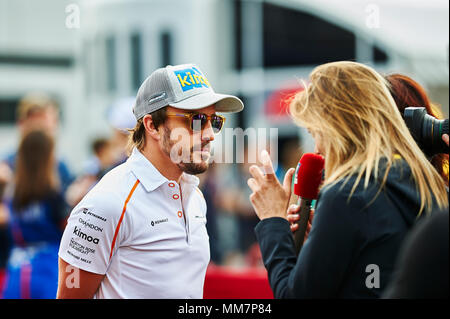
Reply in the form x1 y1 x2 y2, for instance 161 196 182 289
294 153 325 199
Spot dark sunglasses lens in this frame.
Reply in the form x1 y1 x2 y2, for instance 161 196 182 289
211 115 224 133
191 114 207 131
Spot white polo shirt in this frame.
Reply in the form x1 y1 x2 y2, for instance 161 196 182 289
58 148 210 298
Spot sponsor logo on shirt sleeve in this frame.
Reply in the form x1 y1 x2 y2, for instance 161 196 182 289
78 217 103 232
82 208 107 222
73 226 100 244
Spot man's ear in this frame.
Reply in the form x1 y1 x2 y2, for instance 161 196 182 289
142 114 161 141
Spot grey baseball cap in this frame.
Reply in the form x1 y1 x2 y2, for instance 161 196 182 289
133 64 244 120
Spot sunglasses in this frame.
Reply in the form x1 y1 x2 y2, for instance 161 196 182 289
166 112 226 133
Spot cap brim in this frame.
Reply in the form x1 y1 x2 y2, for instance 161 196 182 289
169 92 244 113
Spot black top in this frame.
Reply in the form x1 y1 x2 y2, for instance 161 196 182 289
383 211 448 299
255 159 439 298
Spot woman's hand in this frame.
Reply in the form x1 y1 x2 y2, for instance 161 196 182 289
287 204 315 243
247 150 295 221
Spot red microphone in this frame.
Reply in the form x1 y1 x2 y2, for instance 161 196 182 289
293 153 325 255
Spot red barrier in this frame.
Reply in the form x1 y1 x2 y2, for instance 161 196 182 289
203 264 274 299
0 269 5 298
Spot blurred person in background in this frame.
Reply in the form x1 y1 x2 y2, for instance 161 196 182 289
212 164 241 266
65 97 136 208
275 136 303 182
216 140 294 268
385 73 449 187
0 205 7 292
215 143 262 267
82 138 116 178
197 163 222 264
2 130 68 299
247 61 448 298
1 93 74 192
0 93 73 294
0 163 13 292
384 211 448 298
65 138 116 208
107 96 138 168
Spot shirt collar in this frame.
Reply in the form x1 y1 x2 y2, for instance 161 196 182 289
180 172 200 188
128 148 200 192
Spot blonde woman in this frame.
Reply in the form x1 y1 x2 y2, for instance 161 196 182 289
247 61 448 298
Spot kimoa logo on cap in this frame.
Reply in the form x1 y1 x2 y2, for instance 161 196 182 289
174 66 210 92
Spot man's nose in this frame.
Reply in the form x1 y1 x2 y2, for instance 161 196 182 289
201 120 215 142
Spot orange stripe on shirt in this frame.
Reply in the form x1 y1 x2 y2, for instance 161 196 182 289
109 179 140 261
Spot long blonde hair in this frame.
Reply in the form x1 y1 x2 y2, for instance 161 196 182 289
290 61 448 214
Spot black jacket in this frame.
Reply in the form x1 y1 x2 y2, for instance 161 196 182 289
255 159 436 298
383 211 448 298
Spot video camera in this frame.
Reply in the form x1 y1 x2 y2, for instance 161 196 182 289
403 107 449 157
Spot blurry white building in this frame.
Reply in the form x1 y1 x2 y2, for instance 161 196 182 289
0 0 448 170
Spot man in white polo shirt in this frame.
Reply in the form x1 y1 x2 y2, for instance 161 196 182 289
57 64 243 298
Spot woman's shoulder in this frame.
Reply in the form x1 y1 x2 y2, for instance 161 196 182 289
321 159 413 196
316 179 367 218
319 176 365 202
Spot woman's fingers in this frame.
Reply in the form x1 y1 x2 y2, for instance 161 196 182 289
287 204 300 214
287 213 300 222
282 168 296 194
247 178 259 193
246 151 293 221
288 210 300 233
260 149 275 176
289 208 314 235
249 165 265 184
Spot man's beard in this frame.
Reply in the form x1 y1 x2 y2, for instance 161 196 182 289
161 126 211 175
